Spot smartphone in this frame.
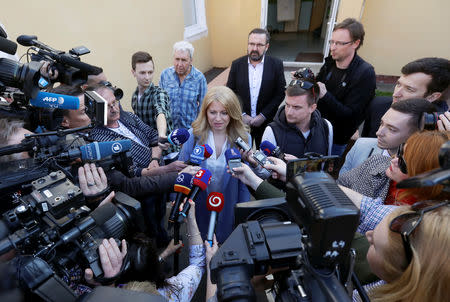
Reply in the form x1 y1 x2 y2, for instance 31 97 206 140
235 137 251 152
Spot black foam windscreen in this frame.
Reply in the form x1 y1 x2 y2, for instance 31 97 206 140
0 36 17 55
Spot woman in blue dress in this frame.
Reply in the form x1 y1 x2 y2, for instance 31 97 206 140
179 86 251 243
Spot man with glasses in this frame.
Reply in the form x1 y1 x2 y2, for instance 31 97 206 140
227 28 286 146
316 18 376 156
88 84 167 177
261 69 332 158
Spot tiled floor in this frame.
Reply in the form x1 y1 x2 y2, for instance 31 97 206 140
267 32 324 62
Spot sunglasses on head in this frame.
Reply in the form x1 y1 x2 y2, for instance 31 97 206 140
389 200 449 264
293 67 316 81
288 79 316 100
397 143 408 174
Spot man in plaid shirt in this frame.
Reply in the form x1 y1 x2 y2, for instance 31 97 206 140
159 41 207 130
131 51 177 156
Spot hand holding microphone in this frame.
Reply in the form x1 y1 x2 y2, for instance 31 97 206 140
151 128 190 147
260 141 286 162
59 140 132 162
168 173 193 225
178 168 212 223
206 192 224 247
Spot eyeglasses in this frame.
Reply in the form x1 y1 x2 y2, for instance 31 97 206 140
248 42 266 48
397 143 408 174
288 79 316 100
328 40 354 47
108 100 120 110
389 200 449 264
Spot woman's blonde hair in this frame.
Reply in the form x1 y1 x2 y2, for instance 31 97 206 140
369 204 450 302
399 130 450 201
192 86 249 146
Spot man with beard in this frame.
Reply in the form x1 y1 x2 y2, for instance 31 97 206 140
227 28 286 146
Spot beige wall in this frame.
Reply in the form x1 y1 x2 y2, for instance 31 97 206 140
208 0 261 67
2 1 213 111
337 0 365 22
338 0 450 76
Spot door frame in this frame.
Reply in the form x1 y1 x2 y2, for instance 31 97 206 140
261 0 340 67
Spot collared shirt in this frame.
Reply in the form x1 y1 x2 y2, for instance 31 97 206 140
204 130 228 193
131 83 177 153
248 56 265 117
159 65 207 130
357 195 396 234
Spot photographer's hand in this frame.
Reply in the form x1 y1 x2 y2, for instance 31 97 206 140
78 163 108 196
264 157 287 182
84 238 127 286
317 82 327 99
283 153 297 161
437 112 450 131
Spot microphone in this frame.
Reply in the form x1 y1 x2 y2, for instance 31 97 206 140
0 36 17 55
185 145 205 166
202 144 213 159
59 140 132 161
16 35 61 53
151 128 190 147
206 192 224 246
168 173 193 224
30 91 80 110
60 202 116 243
178 169 212 223
225 148 242 170
260 140 285 161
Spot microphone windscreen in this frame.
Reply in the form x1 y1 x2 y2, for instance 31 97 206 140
81 140 131 161
260 140 277 156
225 148 241 162
0 36 17 55
90 202 116 226
16 35 37 47
206 192 225 212
168 128 190 146
30 92 80 110
192 169 212 191
203 144 213 159
174 173 193 195
189 145 205 165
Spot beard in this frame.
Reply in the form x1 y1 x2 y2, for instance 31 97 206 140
248 50 265 62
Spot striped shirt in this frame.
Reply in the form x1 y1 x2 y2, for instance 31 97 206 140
90 110 158 176
357 195 396 234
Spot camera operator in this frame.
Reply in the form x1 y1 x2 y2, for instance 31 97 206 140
120 199 206 302
0 118 33 162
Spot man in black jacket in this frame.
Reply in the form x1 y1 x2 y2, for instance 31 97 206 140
316 18 376 156
262 79 331 158
227 28 286 146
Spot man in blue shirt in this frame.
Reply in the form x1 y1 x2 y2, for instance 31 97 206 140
159 41 207 130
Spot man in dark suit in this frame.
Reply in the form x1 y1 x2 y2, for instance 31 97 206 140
227 28 286 147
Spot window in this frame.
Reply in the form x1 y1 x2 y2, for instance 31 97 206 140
183 0 208 41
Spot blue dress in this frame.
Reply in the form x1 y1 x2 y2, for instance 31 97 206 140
179 129 251 243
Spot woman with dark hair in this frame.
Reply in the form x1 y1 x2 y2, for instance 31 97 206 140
122 199 205 302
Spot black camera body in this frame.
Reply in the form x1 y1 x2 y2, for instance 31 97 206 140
211 161 360 301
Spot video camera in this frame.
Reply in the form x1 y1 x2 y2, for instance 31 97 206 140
0 170 146 302
211 155 360 301
0 132 135 209
0 35 106 131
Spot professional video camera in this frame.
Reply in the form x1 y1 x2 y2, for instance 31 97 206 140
0 170 146 302
210 155 361 302
0 134 135 210
0 35 106 131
